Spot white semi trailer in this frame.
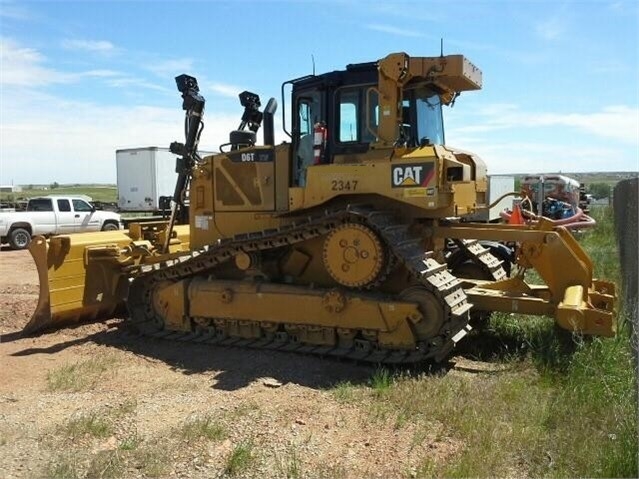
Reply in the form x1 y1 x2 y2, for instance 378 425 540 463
116 147 179 213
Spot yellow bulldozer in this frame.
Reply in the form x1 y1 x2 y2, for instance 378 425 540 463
25 52 616 363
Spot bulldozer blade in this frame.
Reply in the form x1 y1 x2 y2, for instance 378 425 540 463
24 231 133 335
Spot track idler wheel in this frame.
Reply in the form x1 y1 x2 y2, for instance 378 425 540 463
322 223 385 288
127 278 165 334
399 286 446 342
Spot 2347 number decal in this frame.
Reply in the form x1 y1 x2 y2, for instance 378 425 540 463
331 179 358 191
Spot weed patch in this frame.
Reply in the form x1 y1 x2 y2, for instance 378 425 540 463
62 411 112 439
133 442 171 477
119 434 140 451
369 368 393 395
46 355 117 392
275 445 303 478
316 462 348 479
224 440 255 477
179 414 226 441
46 455 80 479
112 398 136 417
86 450 124 479
330 381 357 403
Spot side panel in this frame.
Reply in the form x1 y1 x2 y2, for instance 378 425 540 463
154 150 179 209
51 199 74 234
73 199 103 232
213 147 276 212
297 153 455 216
116 149 155 211
27 212 57 235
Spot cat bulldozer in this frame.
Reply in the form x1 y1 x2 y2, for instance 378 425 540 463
25 52 616 363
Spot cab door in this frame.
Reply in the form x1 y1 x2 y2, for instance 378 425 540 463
55 199 76 234
72 199 100 232
292 90 324 187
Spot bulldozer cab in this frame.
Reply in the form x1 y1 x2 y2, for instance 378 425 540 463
288 59 450 186
282 53 481 187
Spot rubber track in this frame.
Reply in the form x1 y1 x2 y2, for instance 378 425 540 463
452 239 508 281
126 205 472 364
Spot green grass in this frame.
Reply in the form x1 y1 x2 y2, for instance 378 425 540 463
330 381 357 403
275 446 303 479
45 439 170 478
118 434 141 451
85 450 125 479
179 414 227 441
61 412 112 439
46 455 80 479
133 442 172 477
112 398 137 417
326 205 636 478
1 184 117 203
369 367 393 394
224 440 255 477
46 355 117 392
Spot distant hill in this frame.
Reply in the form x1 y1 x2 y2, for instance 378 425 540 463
510 171 638 185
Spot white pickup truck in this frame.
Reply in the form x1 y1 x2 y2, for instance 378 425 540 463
0 195 122 250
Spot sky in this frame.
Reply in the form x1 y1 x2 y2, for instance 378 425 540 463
0 0 638 185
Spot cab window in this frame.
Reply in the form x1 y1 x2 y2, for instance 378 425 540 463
337 87 380 144
27 198 53 212
72 199 93 212
339 90 359 142
294 91 322 186
57 199 71 212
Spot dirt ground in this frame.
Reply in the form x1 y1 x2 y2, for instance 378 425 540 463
0 249 470 478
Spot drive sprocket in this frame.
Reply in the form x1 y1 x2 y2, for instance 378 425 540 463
322 223 385 288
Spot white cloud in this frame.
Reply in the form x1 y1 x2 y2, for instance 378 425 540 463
0 38 169 93
0 1 32 20
365 24 423 38
146 59 195 78
446 103 639 173
450 104 639 144
1 38 125 86
535 16 564 40
81 69 122 78
104 76 171 93
0 37 72 86
62 39 115 53
208 82 244 98
449 139 634 174
0 89 240 184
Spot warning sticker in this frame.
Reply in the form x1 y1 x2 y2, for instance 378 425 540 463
194 215 210 230
403 188 428 198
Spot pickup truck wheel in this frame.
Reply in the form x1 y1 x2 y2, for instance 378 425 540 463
9 228 31 250
102 222 119 231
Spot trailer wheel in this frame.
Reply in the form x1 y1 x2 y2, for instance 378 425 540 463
102 221 119 231
9 228 31 250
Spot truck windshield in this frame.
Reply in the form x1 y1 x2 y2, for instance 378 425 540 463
413 90 445 146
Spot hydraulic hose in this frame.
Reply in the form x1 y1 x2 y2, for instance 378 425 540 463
500 206 596 230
